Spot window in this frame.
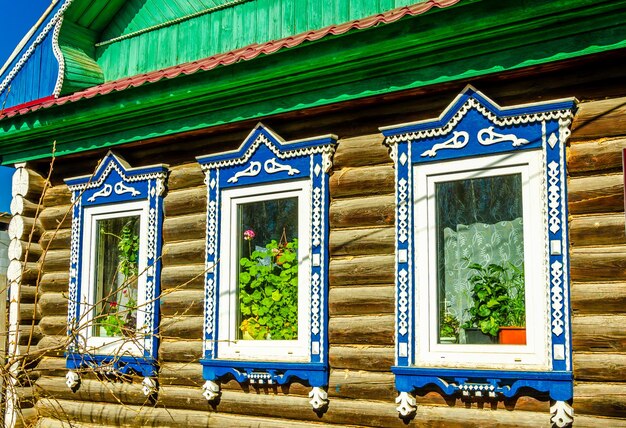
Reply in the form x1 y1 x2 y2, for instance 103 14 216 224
415 151 546 367
197 124 336 410
381 87 576 426
65 152 167 395
218 180 311 361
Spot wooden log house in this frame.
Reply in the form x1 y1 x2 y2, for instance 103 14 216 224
1 0 626 427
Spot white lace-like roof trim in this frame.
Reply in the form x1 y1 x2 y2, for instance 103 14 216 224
385 98 575 145
67 158 166 192
200 134 336 171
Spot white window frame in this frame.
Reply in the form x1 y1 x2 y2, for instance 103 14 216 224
414 150 550 369
79 200 150 356
217 180 312 362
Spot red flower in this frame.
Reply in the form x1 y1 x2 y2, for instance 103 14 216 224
110 301 118 308
243 229 256 241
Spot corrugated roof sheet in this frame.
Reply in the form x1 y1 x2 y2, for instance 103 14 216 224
0 0 460 120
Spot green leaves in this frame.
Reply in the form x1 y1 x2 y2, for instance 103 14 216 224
462 261 526 336
238 238 299 341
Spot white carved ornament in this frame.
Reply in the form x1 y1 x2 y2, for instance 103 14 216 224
547 161 561 234
227 158 300 183
477 126 529 147
550 260 564 336
395 391 417 417
550 401 574 427
420 131 468 157
308 387 329 410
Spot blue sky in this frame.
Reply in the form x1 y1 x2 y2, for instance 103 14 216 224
0 0 52 67
0 0 50 212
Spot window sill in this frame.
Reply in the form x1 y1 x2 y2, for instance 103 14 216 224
393 366 572 398
65 352 158 377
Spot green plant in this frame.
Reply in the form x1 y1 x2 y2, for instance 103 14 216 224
439 312 460 339
461 262 526 337
99 220 139 337
238 238 299 340
502 263 525 327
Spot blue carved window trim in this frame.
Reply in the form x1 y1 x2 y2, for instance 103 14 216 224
196 124 336 411
64 152 167 395
380 87 577 426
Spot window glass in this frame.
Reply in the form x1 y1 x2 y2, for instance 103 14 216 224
237 197 299 341
435 174 526 345
92 215 140 338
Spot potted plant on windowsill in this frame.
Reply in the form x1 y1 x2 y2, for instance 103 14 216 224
461 262 509 344
498 263 526 345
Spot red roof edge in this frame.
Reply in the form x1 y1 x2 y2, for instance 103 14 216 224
0 0 461 120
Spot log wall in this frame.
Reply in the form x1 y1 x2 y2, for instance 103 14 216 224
19 81 626 427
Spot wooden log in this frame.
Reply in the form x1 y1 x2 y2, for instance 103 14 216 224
572 96 626 141
34 377 599 428
159 339 202 362
330 164 394 198
161 316 203 339
40 249 70 273
18 325 42 345
329 255 395 286
333 134 390 169
12 167 46 199
330 195 395 229
38 417 105 428
329 345 394 371
8 239 43 262
15 408 37 428
40 228 72 251
38 205 72 231
162 239 205 266
157 389 558 427
570 213 626 247
36 356 68 377
160 289 204 316
574 353 626 382
37 316 68 337
39 272 69 293
329 285 394 316
328 369 396 401
163 213 206 243
159 362 204 386
568 173 623 215
10 194 39 217
161 264 206 290
20 285 39 303
568 136 626 175
571 246 626 282
32 335 67 355
43 184 71 207
572 314 626 352
571 282 626 314
19 303 41 321
330 227 394 257
329 315 394 346
574 382 626 419
8 215 43 242
36 396 359 428
7 260 40 285
38 292 68 317
164 187 206 217
168 163 205 191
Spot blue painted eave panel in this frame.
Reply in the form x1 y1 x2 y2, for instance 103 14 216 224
0 1 66 110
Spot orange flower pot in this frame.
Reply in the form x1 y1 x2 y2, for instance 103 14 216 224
498 327 526 345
